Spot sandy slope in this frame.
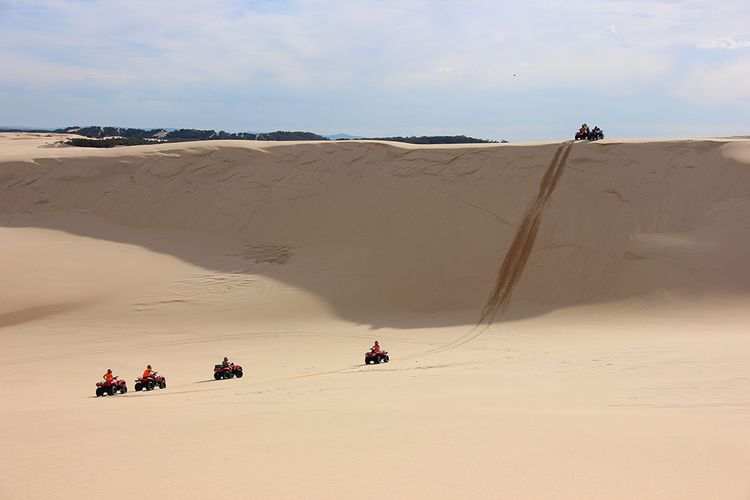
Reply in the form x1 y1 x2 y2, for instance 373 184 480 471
1 133 750 499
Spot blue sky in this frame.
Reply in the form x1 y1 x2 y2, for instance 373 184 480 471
0 0 748 140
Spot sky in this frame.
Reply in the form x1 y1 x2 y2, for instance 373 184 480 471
0 0 748 141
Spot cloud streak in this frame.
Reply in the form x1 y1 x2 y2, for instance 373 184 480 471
697 37 750 49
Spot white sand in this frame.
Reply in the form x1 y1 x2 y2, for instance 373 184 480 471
1 133 749 499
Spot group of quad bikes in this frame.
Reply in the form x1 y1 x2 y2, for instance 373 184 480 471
95 362 243 397
574 123 604 141
94 345 388 397
95 372 168 397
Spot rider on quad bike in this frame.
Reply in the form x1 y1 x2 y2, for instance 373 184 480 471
214 357 243 380
135 364 166 391
365 341 389 365
575 123 590 140
589 126 604 141
96 369 127 396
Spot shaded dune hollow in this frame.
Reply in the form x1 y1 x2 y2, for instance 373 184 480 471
2 138 750 326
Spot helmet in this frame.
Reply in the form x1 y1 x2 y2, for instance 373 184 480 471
107 369 112 373
147 365 152 369
374 340 379 344
224 357 228 361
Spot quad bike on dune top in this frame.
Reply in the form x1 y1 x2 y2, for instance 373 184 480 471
587 127 604 141
95 377 127 397
135 372 167 391
214 363 243 380
575 126 604 141
365 349 389 365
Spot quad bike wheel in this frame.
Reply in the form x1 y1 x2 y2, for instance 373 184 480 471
235 370 243 378
214 372 222 380
224 371 234 379
121 386 127 394
383 355 389 363
96 387 103 397
135 383 143 391
159 381 166 389
147 381 155 390
107 386 115 396
373 356 381 364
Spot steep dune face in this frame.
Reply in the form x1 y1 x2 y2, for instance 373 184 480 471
1 137 750 323
517 140 750 308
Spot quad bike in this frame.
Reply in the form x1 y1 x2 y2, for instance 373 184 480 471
135 373 167 391
213 363 243 380
95 377 127 397
365 350 389 365
588 128 604 141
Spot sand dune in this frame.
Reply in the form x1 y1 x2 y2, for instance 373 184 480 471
3 134 750 320
1 133 750 499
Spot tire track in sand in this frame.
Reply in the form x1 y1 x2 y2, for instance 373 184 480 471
404 141 574 360
480 140 573 324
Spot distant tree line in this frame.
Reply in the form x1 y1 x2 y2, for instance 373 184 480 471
66 126 161 139
1 126 505 146
59 130 335 147
65 137 153 148
51 126 330 142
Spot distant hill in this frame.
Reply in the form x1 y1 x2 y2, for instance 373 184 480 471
326 133 363 140
0 126 64 133
359 135 499 144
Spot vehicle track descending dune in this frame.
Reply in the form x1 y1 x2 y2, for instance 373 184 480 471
480 140 574 324
404 141 574 360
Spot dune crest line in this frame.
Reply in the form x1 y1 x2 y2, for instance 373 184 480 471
480 140 574 324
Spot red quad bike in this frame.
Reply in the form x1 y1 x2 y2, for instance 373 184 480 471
365 350 389 365
95 377 128 397
213 363 243 380
135 373 167 391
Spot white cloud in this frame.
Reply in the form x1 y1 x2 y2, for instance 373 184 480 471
697 37 750 49
1 0 748 96
675 58 750 104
